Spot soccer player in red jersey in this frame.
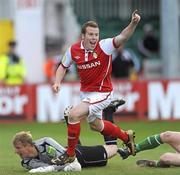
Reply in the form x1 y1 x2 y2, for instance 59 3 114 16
52 10 141 165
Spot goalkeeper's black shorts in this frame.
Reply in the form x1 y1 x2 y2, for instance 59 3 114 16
75 145 108 168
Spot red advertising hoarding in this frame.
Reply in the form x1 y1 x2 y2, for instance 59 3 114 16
1 80 180 122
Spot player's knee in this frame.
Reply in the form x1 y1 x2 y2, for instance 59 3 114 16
160 153 173 164
160 131 174 143
68 110 80 123
89 122 102 132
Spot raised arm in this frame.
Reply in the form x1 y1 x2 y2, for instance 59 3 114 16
114 10 141 47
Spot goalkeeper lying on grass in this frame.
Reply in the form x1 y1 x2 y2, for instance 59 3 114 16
12 99 128 173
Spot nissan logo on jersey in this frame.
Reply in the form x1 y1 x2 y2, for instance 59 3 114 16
77 61 101 69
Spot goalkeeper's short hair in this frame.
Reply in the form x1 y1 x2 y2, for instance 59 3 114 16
12 131 33 146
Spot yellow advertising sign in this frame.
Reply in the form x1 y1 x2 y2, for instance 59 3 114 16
0 20 14 54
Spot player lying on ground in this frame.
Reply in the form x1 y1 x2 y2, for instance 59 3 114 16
119 131 180 167
13 99 126 173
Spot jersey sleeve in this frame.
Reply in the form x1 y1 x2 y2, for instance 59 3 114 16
21 158 50 170
60 47 73 68
43 137 66 153
99 38 116 55
22 159 66 171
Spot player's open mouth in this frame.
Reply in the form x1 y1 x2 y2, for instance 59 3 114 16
90 41 96 47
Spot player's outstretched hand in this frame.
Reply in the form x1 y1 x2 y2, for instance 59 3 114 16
131 10 141 24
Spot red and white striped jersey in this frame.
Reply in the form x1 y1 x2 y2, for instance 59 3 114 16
61 38 117 92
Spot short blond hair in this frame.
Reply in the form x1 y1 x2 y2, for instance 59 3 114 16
12 131 33 146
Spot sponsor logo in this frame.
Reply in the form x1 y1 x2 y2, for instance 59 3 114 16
77 61 101 69
93 52 98 59
148 82 180 120
0 87 28 115
74 56 80 59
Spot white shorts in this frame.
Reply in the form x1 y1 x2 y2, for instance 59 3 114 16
80 91 113 123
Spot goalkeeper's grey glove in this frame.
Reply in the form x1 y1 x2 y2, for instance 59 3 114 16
63 158 81 172
29 165 57 173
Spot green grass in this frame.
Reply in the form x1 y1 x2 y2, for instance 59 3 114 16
1 121 180 175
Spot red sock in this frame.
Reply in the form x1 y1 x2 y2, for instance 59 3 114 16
101 120 128 143
67 122 80 157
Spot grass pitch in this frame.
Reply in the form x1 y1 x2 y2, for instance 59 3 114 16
1 120 180 175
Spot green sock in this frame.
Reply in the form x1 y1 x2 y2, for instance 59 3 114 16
156 161 170 168
135 134 163 153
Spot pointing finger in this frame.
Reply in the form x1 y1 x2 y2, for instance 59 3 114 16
132 9 138 16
